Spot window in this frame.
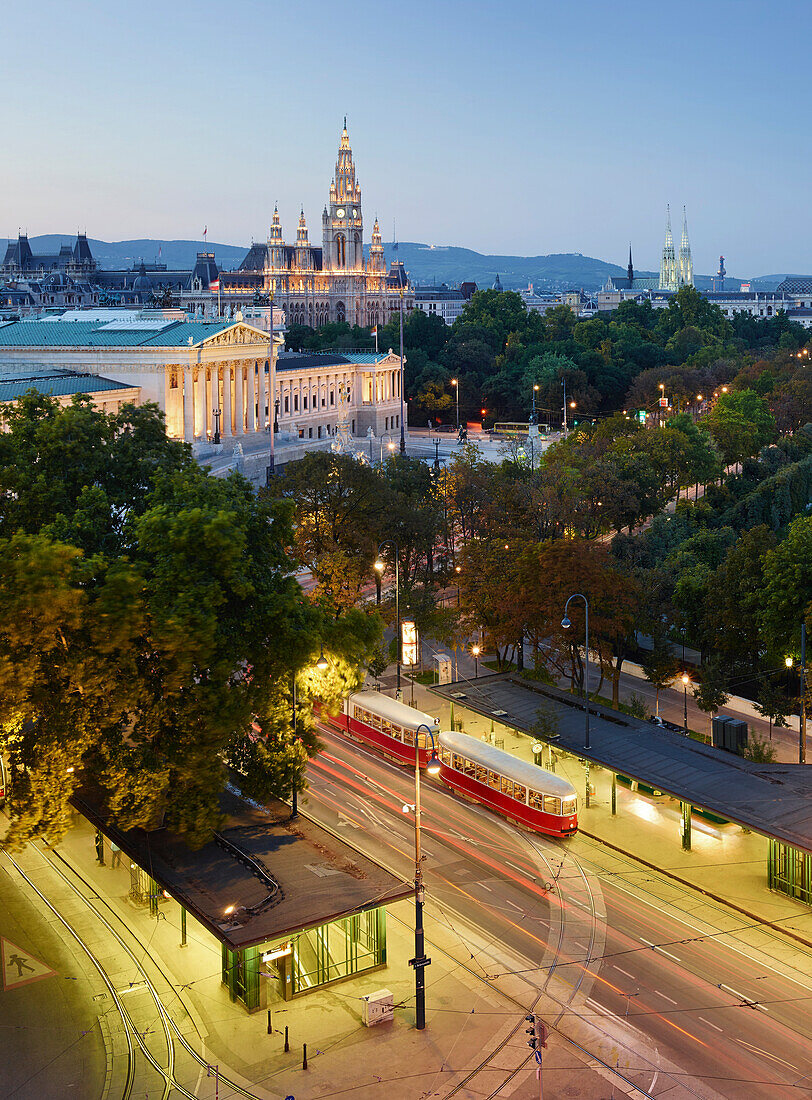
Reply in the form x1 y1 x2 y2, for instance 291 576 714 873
488 770 501 790
529 790 544 811
304 395 308 409
294 394 299 412
501 777 513 798
562 797 577 816
308 428 313 438
440 747 451 765
452 754 464 772
474 764 488 784
330 391 335 406
463 757 476 778
513 784 527 804
543 795 561 815
284 396 289 413
317 426 322 439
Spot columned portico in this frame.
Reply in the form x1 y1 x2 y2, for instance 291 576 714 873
247 363 257 432
235 364 245 435
222 365 233 437
183 368 195 443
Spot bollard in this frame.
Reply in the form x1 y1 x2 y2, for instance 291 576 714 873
303 1042 308 1070
267 1009 272 1035
284 1025 289 1052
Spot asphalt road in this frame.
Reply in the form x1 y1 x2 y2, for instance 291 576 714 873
306 726 812 1099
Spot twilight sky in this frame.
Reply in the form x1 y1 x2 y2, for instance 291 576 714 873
1 0 808 276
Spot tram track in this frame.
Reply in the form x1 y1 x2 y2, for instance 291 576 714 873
4 842 271 1100
310 727 722 1100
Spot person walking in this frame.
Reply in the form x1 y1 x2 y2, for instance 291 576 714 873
94 830 105 866
110 842 122 869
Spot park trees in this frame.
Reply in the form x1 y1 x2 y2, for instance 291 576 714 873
0 396 380 849
703 389 776 465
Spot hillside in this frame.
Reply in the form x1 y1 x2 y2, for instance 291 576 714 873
21 233 765 292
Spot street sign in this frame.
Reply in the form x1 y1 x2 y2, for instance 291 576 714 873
1 937 56 991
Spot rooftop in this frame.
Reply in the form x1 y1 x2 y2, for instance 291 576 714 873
73 785 412 950
0 317 266 349
0 363 139 400
430 674 812 854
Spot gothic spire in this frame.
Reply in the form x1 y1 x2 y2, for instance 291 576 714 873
678 206 693 287
660 205 677 291
296 207 309 245
627 243 634 285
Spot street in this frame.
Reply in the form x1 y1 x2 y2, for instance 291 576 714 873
305 725 812 1098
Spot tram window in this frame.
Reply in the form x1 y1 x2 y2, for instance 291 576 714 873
513 783 527 804
390 724 402 742
404 728 415 747
488 770 500 790
381 718 391 736
529 790 544 811
543 795 561 815
473 764 488 783
441 748 451 765
562 797 577 816
463 758 476 778
501 776 513 797
452 754 464 772
371 712 382 731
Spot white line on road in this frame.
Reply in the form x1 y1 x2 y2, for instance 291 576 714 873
697 1016 724 1033
654 991 677 1005
613 966 636 979
718 982 768 1011
640 937 681 962
478 884 493 893
505 860 526 874
734 1038 799 1071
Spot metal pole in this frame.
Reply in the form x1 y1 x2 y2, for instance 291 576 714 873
395 548 401 700
801 621 807 765
267 293 276 484
291 673 298 819
180 907 187 947
683 682 688 736
399 288 406 454
562 378 568 436
412 724 434 1031
584 599 590 751
456 383 459 431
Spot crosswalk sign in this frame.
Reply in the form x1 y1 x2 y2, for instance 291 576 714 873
1 937 56 990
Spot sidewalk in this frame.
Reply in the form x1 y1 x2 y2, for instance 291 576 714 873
41 812 619 1099
404 679 812 970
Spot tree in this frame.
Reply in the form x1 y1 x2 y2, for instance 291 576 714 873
761 515 812 655
743 732 778 764
692 658 730 735
640 643 680 718
753 679 791 742
0 397 381 849
703 389 776 465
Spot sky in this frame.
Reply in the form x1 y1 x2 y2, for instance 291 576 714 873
1 0 809 277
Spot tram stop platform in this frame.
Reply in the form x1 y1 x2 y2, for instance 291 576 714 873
420 674 812 948
72 783 412 1011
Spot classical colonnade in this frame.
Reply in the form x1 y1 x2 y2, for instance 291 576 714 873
180 358 270 443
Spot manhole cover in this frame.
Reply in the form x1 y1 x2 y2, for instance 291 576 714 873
563 1089 581 1098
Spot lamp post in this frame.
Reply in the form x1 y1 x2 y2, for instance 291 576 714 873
562 378 568 436
451 378 459 431
681 673 689 736
472 644 480 679
399 285 406 454
801 622 807 765
432 437 441 470
212 407 221 445
266 290 276 485
409 722 441 1031
379 432 393 464
531 383 539 425
561 593 590 751
375 541 401 699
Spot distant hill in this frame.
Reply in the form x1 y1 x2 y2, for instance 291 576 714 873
20 233 767 292
25 235 249 271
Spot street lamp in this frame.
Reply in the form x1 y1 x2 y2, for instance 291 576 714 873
316 647 329 671
450 378 459 430
399 285 406 454
472 644 480 679
379 432 393 464
375 541 401 699
681 673 689 736
561 593 590 751
266 290 276 485
410 721 440 1031
531 383 539 425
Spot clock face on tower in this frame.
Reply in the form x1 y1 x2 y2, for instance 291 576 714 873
336 208 346 218
352 208 358 217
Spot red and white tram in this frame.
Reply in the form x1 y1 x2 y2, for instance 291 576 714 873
338 691 441 767
438 729 578 837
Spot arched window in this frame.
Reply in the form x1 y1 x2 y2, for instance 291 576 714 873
336 301 346 323
336 234 346 267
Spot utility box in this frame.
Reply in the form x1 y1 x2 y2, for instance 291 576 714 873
712 715 748 755
435 654 452 685
361 988 394 1026
712 715 731 749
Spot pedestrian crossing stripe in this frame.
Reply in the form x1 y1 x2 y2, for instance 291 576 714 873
1 937 57 991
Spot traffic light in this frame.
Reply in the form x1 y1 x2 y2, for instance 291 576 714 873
525 1013 548 1050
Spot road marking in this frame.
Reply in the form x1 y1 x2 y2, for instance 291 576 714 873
1 938 56 991
697 1016 723 1033
733 1038 799 1071
505 860 526 874
640 937 681 962
504 899 523 912
654 990 677 1005
478 884 493 893
613 966 635 979
718 982 768 1011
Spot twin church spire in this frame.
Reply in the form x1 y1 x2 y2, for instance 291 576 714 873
660 205 693 290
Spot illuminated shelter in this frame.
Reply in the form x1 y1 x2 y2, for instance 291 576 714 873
74 789 412 1012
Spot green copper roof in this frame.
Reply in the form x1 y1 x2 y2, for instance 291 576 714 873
0 319 261 349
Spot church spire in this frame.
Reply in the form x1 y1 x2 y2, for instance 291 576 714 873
334 119 359 202
678 206 693 287
296 207 309 245
660 205 678 291
627 243 634 285
269 202 283 242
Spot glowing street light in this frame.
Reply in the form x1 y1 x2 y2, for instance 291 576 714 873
681 673 690 735
472 644 481 679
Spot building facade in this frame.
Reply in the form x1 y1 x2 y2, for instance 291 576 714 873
0 311 402 448
412 284 470 324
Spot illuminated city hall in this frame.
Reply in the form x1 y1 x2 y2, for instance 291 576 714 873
220 121 408 326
